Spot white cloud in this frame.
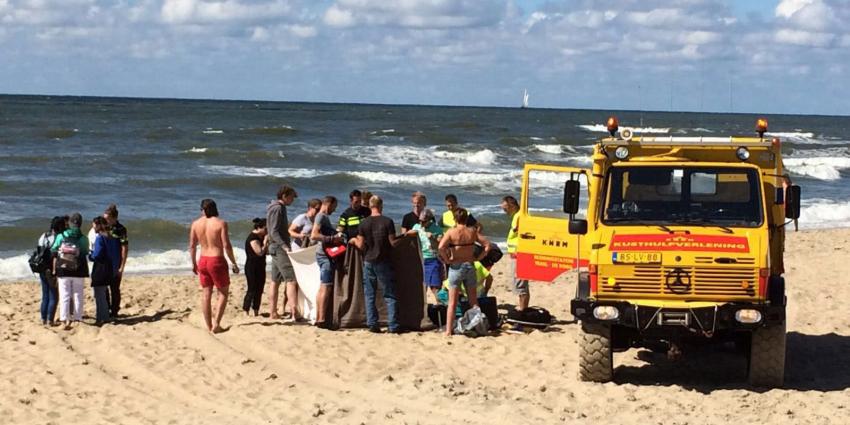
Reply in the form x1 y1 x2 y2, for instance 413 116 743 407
775 28 835 46
161 0 293 25
775 0 815 18
323 0 507 29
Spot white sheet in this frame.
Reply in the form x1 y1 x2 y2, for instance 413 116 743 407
287 246 321 323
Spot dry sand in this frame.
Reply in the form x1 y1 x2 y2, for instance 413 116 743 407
1 228 849 424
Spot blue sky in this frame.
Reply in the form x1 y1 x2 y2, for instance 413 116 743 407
1 0 848 115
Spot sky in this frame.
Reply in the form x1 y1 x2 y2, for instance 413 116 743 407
1 0 848 115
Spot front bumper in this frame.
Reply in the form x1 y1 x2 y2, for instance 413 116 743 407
571 299 785 333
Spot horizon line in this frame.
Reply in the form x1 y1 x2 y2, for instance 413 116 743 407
1 92 848 118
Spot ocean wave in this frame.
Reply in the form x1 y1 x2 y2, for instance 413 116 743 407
799 199 850 228
784 157 850 180
348 171 518 188
187 147 207 153
578 124 670 134
432 149 496 165
333 144 499 170
242 125 297 136
202 129 223 134
534 144 566 154
0 248 250 282
766 131 814 139
203 165 334 179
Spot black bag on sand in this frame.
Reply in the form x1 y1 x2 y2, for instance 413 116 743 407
506 307 552 330
469 297 500 330
427 304 448 328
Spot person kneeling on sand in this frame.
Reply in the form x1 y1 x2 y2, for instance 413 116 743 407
438 208 490 336
189 199 239 333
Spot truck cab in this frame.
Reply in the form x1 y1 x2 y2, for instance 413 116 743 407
516 118 800 387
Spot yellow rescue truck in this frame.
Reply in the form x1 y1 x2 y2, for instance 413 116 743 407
516 118 800 387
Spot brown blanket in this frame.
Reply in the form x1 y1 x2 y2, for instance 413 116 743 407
332 237 425 330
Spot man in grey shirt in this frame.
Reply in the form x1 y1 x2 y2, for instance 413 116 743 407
267 185 298 320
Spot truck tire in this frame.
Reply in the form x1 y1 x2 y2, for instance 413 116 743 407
579 323 613 382
748 322 786 387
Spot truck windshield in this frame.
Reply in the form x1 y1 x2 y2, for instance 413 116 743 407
603 166 763 227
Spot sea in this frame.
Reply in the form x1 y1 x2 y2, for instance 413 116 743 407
1 95 849 280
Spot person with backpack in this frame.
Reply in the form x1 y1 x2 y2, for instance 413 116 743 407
33 216 66 325
89 217 121 325
51 213 90 330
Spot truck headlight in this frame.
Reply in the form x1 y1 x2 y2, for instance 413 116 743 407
734 309 762 324
615 147 629 160
736 147 750 161
593 306 619 320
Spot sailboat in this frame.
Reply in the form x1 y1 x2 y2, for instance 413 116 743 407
521 89 529 108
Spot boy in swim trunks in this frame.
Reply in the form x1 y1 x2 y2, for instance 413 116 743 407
189 199 239 333
438 207 490 336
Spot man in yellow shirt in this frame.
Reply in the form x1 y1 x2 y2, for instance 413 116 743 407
441 194 480 233
501 196 529 311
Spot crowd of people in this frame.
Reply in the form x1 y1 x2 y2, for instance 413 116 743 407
33 187 530 336
32 205 129 330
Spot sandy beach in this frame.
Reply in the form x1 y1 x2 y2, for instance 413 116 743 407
2 227 848 424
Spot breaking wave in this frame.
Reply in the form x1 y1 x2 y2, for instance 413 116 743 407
799 199 850 229
578 124 670 134
784 157 850 181
203 165 334 179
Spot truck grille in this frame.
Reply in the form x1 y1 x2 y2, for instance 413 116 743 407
598 265 758 299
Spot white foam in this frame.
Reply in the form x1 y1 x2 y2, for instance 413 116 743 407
578 124 669 134
534 144 564 154
187 147 207 153
767 131 814 139
349 170 517 188
204 165 332 179
784 157 850 180
369 129 396 135
432 149 496 165
202 129 223 134
0 249 250 282
799 199 850 229
691 128 713 133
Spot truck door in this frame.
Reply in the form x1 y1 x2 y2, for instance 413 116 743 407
516 164 591 282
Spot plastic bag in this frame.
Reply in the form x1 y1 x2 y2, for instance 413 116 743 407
454 305 490 337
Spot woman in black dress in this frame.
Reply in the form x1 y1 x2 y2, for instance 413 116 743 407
243 218 269 316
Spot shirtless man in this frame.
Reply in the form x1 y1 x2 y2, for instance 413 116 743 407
438 207 490 336
189 199 239 333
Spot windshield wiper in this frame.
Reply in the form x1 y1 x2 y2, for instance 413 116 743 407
670 217 734 234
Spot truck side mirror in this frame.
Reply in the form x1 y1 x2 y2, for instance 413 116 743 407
785 185 801 220
563 180 580 214
569 219 588 235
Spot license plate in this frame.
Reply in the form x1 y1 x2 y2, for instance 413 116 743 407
612 252 661 264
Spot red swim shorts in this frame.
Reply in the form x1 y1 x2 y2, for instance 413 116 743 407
198 256 230 289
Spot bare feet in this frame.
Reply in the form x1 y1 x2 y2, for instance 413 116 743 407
270 312 281 320
211 325 226 334
63 321 72 331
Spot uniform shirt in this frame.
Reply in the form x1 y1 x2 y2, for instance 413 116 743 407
357 215 396 263
440 210 477 232
507 212 520 254
338 205 371 240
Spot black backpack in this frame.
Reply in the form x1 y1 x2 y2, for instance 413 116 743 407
506 307 552 330
28 235 53 274
474 243 504 269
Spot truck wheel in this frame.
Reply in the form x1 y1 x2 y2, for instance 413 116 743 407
579 323 613 382
747 322 786 387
